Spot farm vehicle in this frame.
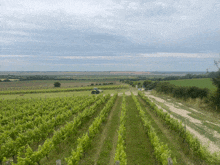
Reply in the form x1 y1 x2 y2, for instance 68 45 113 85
91 88 103 94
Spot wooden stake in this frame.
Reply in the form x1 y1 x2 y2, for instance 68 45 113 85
115 161 120 165
56 159 61 165
168 157 173 165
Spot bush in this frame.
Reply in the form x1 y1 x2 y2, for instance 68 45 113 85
210 71 220 110
155 82 209 100
54 82 61 87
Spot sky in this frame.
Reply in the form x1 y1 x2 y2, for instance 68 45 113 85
1 0 220 71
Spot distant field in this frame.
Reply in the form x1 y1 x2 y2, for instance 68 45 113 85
0 89 128 100
167 78 217 91
0 80 122 91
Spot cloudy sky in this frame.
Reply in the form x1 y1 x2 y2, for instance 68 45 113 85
1 0 220 71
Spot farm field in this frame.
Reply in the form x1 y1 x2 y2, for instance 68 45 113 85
0 89 127 100
0 80 122 91
167 78 217 91
0 85 128 96
1 89 220 165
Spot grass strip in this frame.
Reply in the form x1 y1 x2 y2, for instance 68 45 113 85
125 96 155 165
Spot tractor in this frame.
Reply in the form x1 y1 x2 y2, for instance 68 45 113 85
91 88 103 94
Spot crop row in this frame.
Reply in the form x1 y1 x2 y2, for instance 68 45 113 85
0 96 92 133
114 93 127 165
65 94 118 165
132 92 176 165
0 96 91 126
13 94 111 165
138 91 220 164
0 95 106 163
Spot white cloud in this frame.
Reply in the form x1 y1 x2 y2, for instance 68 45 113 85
138 53 220 58
0 55 34 58
58 55 133 60
1 0 220 56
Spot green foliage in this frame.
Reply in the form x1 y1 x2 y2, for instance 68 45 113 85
0 95 102 163
167 78 216 91
131 92 176 165
65 94 118 164
54 82 61 87
0 85 129 95
211 71 220 109
114 94 127 165
156 82 209 100
138 91 220 164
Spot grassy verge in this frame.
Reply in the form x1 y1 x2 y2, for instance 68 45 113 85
147 95 219 145
150 90 220 123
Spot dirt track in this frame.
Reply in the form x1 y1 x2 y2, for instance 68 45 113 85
144 91 220 154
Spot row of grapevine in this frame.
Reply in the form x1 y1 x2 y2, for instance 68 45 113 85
0 96 91 134
65 94 118 165
114 94 127 165
0 95 98 146
0 85 129 95
0 95 104 163
138 91 220 164
13 95 111 165
0 96 90 126
131 92 176 165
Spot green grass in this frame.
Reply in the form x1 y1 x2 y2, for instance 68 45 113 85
203 122 220 135
125 96 156 165
81 96 122 165
167 78 217 91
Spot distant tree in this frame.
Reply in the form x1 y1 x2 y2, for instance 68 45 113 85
91 83 94 86
143 80 152 89
212 70 220 88
3 79 10 82
54 82 61 87
211 70 220 110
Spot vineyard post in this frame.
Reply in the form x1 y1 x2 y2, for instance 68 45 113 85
168 157 173 165
115 160 120 165
4 161 11 165
56 159 61 165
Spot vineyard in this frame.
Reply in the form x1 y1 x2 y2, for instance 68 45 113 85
0 85 129 95
0 91 220 165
